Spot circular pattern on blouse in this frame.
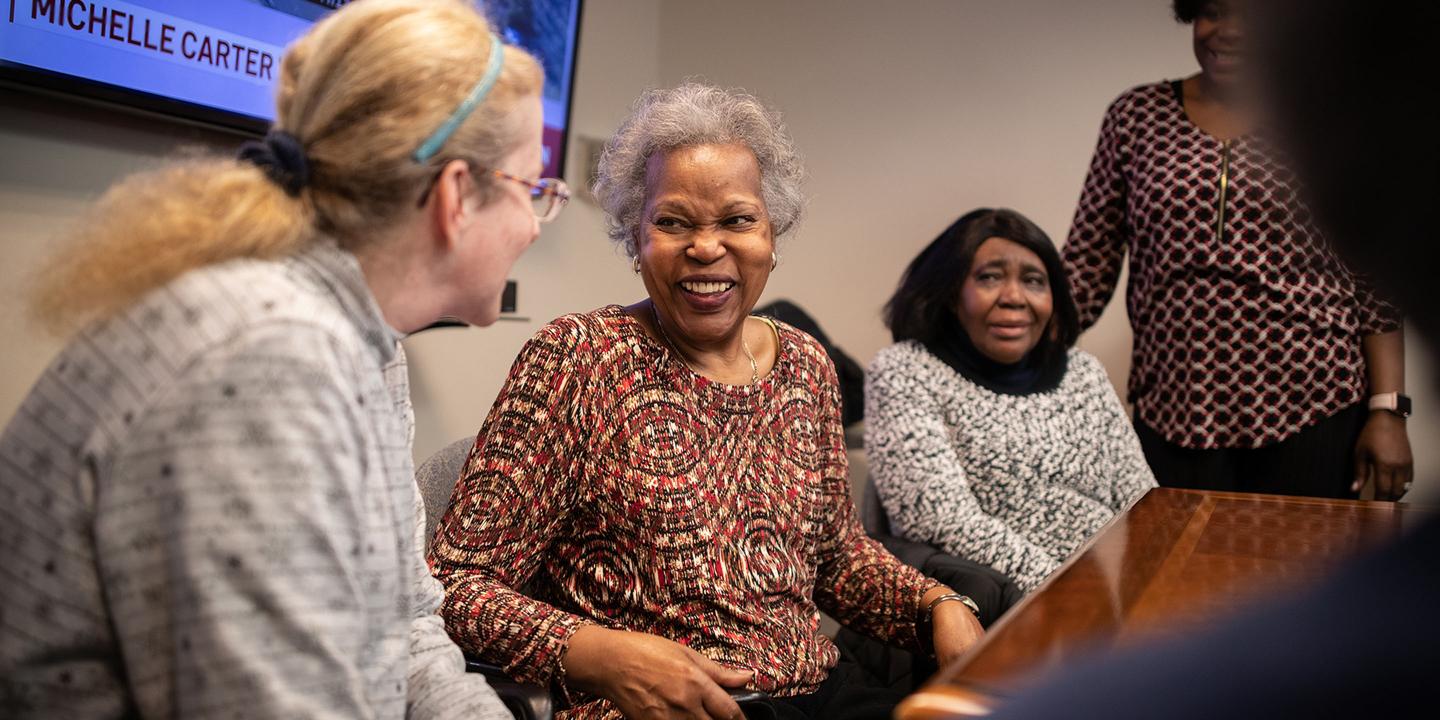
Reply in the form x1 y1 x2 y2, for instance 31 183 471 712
615 379 706 477
429 306 937 717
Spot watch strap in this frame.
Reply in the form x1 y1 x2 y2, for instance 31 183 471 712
1368 392 1412 418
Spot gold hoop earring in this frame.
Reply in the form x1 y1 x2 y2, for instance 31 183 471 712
632 256 642 274
771 251 779 271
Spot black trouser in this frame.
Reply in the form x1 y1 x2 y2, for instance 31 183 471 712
1134 402 1367 499
743 660 906 720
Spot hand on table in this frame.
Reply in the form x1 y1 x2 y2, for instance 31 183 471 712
563 626 753 720
1353 411 1412 501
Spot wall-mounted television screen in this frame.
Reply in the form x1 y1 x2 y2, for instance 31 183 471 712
0 0 583 178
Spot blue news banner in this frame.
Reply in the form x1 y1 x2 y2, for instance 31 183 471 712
3 0 313 121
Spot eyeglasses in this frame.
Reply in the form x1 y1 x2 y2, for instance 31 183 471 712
486 167 571 223
415 163 571 223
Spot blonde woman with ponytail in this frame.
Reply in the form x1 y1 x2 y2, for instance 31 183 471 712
0 1 566 718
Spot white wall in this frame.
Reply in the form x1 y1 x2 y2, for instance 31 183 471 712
1 0 1435 500
652 0 1439 501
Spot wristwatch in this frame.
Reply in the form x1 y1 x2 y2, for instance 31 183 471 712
1368 392 1412 419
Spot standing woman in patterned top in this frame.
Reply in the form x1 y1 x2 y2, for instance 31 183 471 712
0 2 561 718
1063 0 1413 499
429 83 983 720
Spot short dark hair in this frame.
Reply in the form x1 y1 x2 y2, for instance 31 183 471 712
1173 0 1207 23
883 208 1080 356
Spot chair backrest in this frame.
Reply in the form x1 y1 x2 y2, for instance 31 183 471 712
859 474 893 538
754 299 867 426
845 422 893 538
415 436 476 550
429 435 555 719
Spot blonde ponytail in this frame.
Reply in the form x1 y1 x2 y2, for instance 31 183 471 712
32 159 312 333
30 0 541 335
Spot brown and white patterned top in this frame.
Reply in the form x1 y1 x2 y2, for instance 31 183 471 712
429 305 938 720
1063 81 1401 449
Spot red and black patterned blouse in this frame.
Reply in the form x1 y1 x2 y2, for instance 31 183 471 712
1063 81 1401 450
428 305 937 719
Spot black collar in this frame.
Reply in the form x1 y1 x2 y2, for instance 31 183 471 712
921 316 1067 396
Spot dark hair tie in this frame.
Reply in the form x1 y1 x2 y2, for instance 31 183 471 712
238 130 311 196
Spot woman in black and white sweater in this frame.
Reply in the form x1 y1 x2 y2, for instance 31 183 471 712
867 208 1155 593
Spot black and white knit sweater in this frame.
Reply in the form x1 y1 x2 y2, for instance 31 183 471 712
866 341 1155 592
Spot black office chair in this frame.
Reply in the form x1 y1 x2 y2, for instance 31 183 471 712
858 475 1022 628
833 457 1023 693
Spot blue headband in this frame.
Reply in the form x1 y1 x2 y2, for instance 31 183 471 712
412 33 506 163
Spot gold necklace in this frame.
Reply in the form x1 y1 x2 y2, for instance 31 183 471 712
650 304 759 386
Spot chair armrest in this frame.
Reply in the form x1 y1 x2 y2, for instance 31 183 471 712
465 657 554 720
730 687 772 704
732 688 781 719
463 658 768 720
869 531 1022 628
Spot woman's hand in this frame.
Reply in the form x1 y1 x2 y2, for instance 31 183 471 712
563 626 754 720
1353 411 1413 501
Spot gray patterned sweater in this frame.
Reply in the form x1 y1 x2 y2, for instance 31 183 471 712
0 243 509 719
866 342 1155 593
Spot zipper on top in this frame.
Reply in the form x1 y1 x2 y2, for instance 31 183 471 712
1215 139 1232 242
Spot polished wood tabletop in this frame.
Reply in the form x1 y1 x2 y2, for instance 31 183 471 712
896 488 1435 719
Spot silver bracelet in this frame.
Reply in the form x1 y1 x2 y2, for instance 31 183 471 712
924 593 980 623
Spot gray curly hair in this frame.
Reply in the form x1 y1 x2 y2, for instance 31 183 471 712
591 83 805 257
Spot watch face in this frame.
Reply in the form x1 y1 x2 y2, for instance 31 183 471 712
1397 394 1413 417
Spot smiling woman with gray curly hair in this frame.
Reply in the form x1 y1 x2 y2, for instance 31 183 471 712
431 82 984 720
592 82 806 257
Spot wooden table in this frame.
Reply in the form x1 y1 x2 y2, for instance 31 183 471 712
896 488 1435 719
